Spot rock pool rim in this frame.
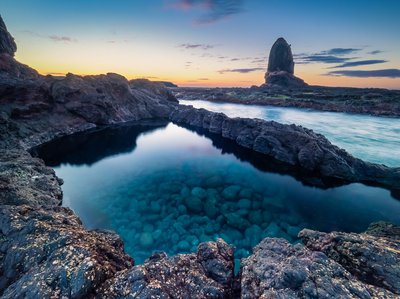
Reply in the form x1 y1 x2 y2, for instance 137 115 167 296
31 119 400 200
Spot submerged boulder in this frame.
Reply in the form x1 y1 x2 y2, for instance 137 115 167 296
0 15 17 56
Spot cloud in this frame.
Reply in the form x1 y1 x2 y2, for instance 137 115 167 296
21 30 77 43
321 48 361 55
48 35 76 43
178 43 214 50
218 67 264 74
368 50 384 55
296 54 354 64
171 0 244 24
329 59 387 68
295 48 362 65
327 69 400 78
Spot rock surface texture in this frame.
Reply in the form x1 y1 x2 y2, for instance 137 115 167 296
174 86 400 117
1 14 400 298
0 15 16 56
170 106 400 191
264 37 307 88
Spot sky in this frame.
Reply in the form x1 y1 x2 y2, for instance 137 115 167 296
1 0 400 88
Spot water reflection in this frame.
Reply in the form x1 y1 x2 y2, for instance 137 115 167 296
36 121 400 264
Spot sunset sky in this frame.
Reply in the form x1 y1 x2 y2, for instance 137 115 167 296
1 0 400 88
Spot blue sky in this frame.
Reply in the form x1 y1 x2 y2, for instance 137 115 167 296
1 0 400 88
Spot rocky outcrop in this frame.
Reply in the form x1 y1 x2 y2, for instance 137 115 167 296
267 38 294 74
0 15 16 56
264 37 307 88
174 86 400 117
101 239 234 298
170 105 400 190
239 222 400 298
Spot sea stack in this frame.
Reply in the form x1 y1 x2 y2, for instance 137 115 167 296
263 37 307 88
0 15 17 56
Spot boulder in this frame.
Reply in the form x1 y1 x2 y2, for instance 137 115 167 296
264 37 307 88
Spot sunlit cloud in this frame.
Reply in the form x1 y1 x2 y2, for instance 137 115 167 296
178 43 214 50
218 67 264 74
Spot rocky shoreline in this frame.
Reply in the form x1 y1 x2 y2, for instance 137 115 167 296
1 15 400 298
174 86 400 117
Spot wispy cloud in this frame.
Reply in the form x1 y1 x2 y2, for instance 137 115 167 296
178 43 214 50
170 0 244 24
368 50 384 55
48 35 76 43
329 59 387 68
321 48 361 55
295 48 362 65
218 67 264 74
327 69 400 78
21 30 77 43
296 54 354 64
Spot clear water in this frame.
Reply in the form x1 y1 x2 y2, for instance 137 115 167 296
179 100 400 167
37 122 400 265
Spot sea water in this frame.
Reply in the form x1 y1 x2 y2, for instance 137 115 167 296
180 100 400 167
37 122 400 264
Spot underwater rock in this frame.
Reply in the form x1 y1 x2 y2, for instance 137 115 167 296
184 195 203 213
222 185 242 200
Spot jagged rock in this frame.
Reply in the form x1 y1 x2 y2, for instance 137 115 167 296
0 205 134 298
170 105 400 190
300 222 400 295
267 37 294 74
238 235 398 298
0 15 16 56
264 37 307 88
100 239 234 298
0 149 62 207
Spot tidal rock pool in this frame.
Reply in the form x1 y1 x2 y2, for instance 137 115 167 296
36 121 400 265
180 100 400 167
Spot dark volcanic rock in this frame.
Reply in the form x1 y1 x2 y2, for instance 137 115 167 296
0 205 134 298
170 105 400 190
0 15 17 56
101 239 234 298
300 222 400 295
264 37 307 88
239 231 399 298
267 37 294 74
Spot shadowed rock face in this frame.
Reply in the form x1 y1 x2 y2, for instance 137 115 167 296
264 37 307 88
267 37 294 74
0 15 17 56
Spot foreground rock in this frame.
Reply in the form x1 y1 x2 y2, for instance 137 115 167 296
239 222 400 298
170 105 400 190
101 239 234 298
263 37 307 88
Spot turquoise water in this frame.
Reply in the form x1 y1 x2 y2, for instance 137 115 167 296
37 122 400 265
179 100 400 167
